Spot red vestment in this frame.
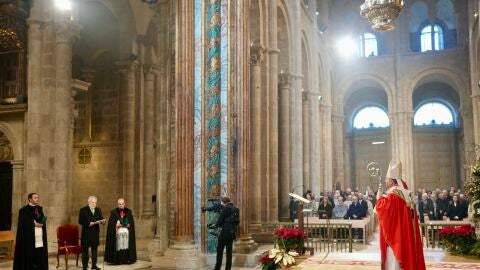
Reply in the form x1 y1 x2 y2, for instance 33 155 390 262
376 187 426 270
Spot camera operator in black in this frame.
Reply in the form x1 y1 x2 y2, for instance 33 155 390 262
214 196 239 270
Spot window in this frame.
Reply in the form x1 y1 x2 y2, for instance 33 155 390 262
359 32 377 57
420 24 444 52
353 106 390 129
414 102 453 126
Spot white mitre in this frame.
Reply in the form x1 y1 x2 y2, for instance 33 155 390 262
386 160 402 180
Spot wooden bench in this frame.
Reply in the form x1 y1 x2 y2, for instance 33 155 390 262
0 230 15 259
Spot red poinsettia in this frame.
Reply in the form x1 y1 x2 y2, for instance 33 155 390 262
438 225 476 255
273 227 306 251
259 254 278 270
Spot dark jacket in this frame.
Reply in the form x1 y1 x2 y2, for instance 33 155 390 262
358 199 368 218
426 200 442 221
346 202 364 219
13 205 48 270
318 202 333 219
447 202 464 221
418 199 433 223
216 202 239 240
79 206 104 247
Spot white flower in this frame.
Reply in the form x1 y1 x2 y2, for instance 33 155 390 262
267 248 299 266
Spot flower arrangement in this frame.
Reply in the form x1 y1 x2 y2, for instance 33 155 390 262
259 227 306 269
438 225 477 255
273 227 306 251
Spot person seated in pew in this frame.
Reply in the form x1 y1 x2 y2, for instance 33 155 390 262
346 196 365 239
448 195 465 221
332 196 348 219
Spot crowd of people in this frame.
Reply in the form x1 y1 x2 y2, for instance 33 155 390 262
298 185 470 224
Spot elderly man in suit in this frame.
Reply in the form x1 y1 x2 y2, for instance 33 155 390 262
79 196 106 270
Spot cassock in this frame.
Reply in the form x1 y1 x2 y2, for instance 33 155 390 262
13 204 48 270
104 208 137 264
376 185 426 270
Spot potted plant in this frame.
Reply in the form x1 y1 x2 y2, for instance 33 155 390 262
259 227 307 269
438 225 476 255
465 164 480 239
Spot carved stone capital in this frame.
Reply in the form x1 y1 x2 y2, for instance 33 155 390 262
278 72 293 89
116 60 139 77
144 65 159 80
55 21 80 44
250 45 265 65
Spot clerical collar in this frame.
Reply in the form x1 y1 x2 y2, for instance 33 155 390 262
29 203 37 207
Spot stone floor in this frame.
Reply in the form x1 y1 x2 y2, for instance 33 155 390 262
1 231 479 269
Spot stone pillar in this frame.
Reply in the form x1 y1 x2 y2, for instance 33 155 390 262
25 10 44 197
317 104 325 193
51 14 79 229
310 93 320 193
249 44 265 230
11 160 24 232
234 0 257 253
151 0 203 267
302 91 311 190
81 69 95 141
267 0 279 222
460 104 475 185
290 0 304 195
331 108 344 190
473 94 480 147
116 60 138 211
323 104 333 189
279 72 292 220
392 111 415 187
454 1 467 48
143 66 157 217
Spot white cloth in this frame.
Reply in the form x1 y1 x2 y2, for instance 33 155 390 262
116 227 129 251
34 226 43 248
386 246 400 270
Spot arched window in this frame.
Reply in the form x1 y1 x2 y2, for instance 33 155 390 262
359 32 377 57
421 24 444 52
414 102 453 126
353 106 390 129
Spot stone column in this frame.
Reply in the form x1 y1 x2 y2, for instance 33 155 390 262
323 104 333 189
290 0 304 195
249 44 265 230
116 60 138 211
143 66 157 217
234 0 257 253
25 10 44 197
151 0 203 267
267 0 279 222
317 104 325 193
473 94 480 147
393 111 415 187
331 108 344 190
310 93 320 193
279 72 292 220
11 160 24 232
302 91 311 190
454 1 467 48
51 14 79 229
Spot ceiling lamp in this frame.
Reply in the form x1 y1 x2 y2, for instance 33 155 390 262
360 0 404 32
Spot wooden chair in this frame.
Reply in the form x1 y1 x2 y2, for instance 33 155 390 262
56 224 82 269
0 230 15 259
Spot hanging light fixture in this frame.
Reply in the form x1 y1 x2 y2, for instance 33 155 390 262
360 0 404 32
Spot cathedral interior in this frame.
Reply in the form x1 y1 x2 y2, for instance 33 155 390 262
1 0 480 269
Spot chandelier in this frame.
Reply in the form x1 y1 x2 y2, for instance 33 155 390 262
360 0 404 32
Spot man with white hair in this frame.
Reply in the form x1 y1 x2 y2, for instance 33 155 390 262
375 161 425 270
79 196 106 270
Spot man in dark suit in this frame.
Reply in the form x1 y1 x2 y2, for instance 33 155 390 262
79 196 105 270
427 193 442 220
346 196 364 239
418 193 433 223
357 193 368 218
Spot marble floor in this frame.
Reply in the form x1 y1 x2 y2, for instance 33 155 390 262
1 231 479 269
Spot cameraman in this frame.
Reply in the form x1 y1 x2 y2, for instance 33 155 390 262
214 196 239 270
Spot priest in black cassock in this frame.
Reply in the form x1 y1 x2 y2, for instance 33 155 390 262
13 193 48 270
104 198 137 265
79 196 105 270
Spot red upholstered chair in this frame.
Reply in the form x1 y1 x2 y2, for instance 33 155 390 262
56 224 82 269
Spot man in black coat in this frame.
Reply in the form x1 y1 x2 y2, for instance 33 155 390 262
13 193 48 270
214 196 239 270
79 196 105 270
427 193 442 220
104 198 137 265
